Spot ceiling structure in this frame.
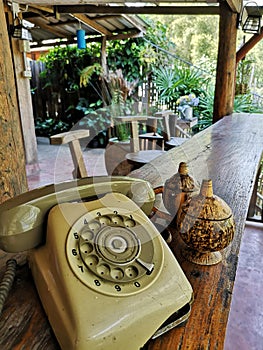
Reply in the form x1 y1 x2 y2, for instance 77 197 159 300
13 4 148 48
9 0 240 49
9 1 263 48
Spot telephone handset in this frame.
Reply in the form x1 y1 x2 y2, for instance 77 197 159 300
0 176 155 252
0 176 193 350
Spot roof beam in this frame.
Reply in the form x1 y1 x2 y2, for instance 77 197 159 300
225 0 241 13
70 13 112 35
57 5 220 15
236 27 263 63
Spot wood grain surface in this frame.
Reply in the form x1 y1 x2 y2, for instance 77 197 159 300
130 113 263 349
0 113 262 350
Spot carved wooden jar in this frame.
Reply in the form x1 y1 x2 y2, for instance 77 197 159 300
163 162 198 219
176 179 235 265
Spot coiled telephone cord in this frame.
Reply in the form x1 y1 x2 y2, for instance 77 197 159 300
0 259 17 315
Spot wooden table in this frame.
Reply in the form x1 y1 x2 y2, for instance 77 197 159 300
0 113 263 349
129 113 263 350
126 150 166 168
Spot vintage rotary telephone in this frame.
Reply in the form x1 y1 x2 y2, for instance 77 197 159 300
0 176 193 350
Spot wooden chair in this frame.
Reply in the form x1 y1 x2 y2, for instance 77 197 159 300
138 111 170 151
104 115 165 173
50 129 90 179
162 113 192 149
115 115 166 170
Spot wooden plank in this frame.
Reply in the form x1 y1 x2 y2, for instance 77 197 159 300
50 129 90 178
68 139 88 178
72 13 112 36
50 129 90 145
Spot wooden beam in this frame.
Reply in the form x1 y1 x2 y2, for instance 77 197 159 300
27 16 71 37
236 27 263 63
107 30 144 40
11 37 39 174
57 5 220 15
213 1 237 123
225 0 242 13
121 14 146 33
29 29 143 49
17 0 212 4
71 13 112 36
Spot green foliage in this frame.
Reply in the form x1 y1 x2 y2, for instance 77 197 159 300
80 63 103 88
39 45 101 92
106 39 143 81
235 59 254 95
35 118 69 137
196 88 215 130
195 89 263 132
153 64 211 110
34 45 105 137
234 94 262 113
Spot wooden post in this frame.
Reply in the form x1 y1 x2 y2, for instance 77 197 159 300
0 2 28 203
213 2 238 123
10 32 39 175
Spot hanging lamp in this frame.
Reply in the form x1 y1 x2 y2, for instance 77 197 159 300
238 1 262 34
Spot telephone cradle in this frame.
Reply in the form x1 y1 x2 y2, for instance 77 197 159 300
0 176 193 350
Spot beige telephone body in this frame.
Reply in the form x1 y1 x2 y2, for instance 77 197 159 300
0 176 193 350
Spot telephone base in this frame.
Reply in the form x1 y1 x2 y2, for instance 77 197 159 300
28 192 193 350
152 302 192 339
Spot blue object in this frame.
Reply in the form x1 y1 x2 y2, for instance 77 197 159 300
77 29 86 49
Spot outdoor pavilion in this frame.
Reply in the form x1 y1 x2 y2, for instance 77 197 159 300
0 1 263 349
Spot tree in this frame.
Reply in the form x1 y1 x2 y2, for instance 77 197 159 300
146 14 219 73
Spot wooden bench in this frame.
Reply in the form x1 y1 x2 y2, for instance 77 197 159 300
0 113 262 349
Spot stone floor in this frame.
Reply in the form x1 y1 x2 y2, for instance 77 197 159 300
27 137 263 350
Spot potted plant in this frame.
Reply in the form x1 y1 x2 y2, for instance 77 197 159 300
176 93 199 120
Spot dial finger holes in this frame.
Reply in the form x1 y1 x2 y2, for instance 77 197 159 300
124 218 136 228
111 215 124 225
96 264 110 277
110 268 124 280
125 266 139 279
85 254 99 267
80 242 93 255
98 215 111 226
80 229 94 241
88 220 101 232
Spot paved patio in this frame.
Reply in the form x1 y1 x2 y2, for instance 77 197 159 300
27 137 107 190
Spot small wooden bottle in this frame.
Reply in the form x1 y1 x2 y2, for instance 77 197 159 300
163 162 198 219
